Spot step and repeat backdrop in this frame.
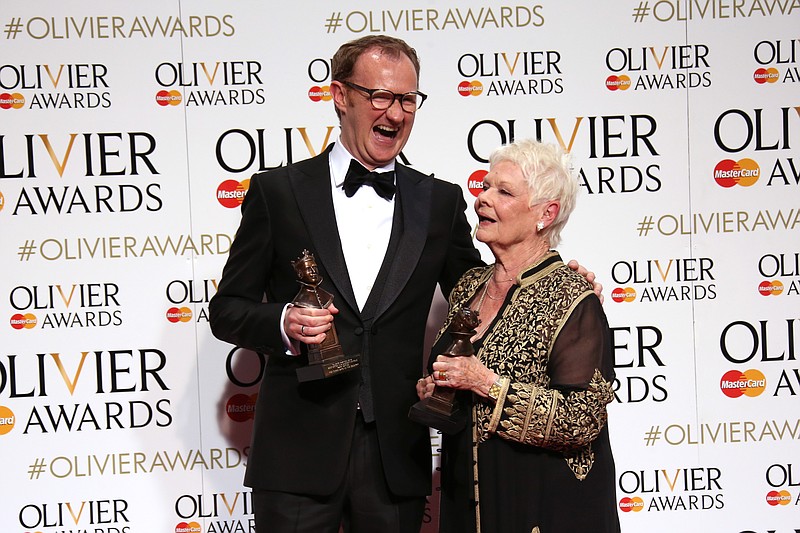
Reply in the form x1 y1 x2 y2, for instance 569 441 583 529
1 1 798 532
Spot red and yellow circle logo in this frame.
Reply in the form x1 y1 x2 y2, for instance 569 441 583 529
466 170 487 197
0 406 15 435
753 68 780 84
175 522 202 533
758 280 784 296
720 369 766 398
156 90 182 106
765 490 792 506
618 496 644 512
217 179 250 208
0 92 25 109
611 287 637 303
308 85 332 102
226 393 258 422
10 313 37 330
605 75 631 91
166 307 193 323
0 191 5 211
457 81 484 97
713 159 760 187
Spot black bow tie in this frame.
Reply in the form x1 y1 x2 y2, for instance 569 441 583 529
343 159 396 201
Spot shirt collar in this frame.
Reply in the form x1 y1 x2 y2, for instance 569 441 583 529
330 141 396 188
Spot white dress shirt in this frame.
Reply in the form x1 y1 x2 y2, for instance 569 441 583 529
280 141 396 352
328 141 395 311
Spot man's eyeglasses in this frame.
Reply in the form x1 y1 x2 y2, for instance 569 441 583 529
342 81 427 112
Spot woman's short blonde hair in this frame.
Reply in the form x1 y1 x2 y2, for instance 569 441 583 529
489 139 578 247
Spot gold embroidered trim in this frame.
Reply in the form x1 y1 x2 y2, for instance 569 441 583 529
519 384 537 443
442 257 613 484
487 376 509 433
472 404 482 533
542 388 563 442
549 290 590 353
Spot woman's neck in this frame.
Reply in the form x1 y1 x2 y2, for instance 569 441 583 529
491 240 550 282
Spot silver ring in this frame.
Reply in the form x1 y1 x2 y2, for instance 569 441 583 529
301 325 306 336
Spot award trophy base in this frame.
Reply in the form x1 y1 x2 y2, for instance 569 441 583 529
408 390 467 434
296 352 360 382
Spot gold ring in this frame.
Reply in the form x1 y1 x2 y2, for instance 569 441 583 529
440 370 447 381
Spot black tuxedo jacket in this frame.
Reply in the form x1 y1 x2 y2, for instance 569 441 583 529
209 145 482 498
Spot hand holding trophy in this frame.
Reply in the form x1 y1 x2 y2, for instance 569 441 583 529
408 306 480 433
291 249 360 382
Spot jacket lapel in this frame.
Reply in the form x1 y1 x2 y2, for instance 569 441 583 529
291 154 432 320
372 164 431 319
290 148 359 313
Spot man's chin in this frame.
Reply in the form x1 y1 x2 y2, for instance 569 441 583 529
367 146 402 166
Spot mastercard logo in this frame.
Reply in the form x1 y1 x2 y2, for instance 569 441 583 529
217 179 250 208
766 490 792 506
605 75 631 91
0 191 5 211
720 369 766 398
0 92 25 109
0 406 15 435
226 393 258 422
10 313 37 330
308 85 332 102
166 307 193 323
618 496 644 512
175 522 202 533
457 80 484 97
753 67 780 84
758 280 784 296
156 89 182 107
713 159 760 187
466 170 487 197
611 287 637 303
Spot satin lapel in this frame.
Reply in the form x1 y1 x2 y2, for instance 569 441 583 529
290 150 358 313
373 165 431 319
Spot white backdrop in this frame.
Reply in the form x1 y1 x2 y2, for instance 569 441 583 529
1 1 798 532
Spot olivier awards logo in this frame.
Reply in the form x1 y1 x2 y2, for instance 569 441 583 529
603 44 712 92
455 49 564 98
753 39 799 85
0 63 112 110
154 60 265 107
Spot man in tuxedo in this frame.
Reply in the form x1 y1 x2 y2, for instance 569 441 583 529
210 35 478 532
209 35 597 532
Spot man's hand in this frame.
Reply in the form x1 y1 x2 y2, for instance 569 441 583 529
567 259 604 304
416 375 435 400
284 304 338 344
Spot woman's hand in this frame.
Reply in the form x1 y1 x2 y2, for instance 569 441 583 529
432 354 497 398
416 374 435 400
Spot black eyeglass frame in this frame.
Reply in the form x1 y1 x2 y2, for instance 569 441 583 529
341 80 428 112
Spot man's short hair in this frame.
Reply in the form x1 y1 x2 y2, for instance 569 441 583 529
331 35 421 83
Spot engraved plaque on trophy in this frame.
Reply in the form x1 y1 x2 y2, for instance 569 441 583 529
408 307 480 434
291 250 360 382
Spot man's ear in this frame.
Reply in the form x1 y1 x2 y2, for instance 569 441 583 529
331 81 347 114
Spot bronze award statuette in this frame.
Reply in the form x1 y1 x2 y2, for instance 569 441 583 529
408 306 480 434
291 249 360 382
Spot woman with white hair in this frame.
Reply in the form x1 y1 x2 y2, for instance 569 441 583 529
417 139 620 532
